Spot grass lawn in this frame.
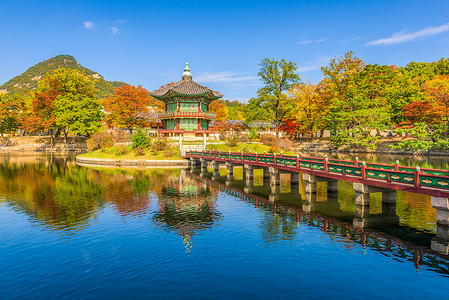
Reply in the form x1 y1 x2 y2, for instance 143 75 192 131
79 145 182 160
206 143 296 155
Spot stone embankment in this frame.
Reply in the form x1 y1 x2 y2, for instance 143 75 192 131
0 137 87 152
76 156 188 167
293 138 449 157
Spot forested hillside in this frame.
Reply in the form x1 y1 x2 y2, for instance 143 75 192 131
0 55 126 98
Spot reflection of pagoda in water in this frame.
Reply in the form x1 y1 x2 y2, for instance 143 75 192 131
152 170 221 251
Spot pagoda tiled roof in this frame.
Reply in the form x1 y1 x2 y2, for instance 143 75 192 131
151 78 223 100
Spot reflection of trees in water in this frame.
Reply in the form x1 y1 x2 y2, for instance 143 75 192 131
152 175 221 251
259 209 299 245
0 160 103 233
0 157 184 235
86 168 180 217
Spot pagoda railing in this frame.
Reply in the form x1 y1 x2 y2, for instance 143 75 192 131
184 150 449 197
158 111 216 119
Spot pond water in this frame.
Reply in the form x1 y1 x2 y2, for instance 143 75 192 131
1 154 449 299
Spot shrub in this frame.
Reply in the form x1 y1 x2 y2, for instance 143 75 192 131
131 128 150 149
151 136 168 151
247 127 259 143
115 145 129 156
268 145 278 153
134 146 145 156
260 133 276 147
112 129 131 143
240 135 249 143
163 146 175 157
87 131 114 152
276 138 293 152
226 131 240 147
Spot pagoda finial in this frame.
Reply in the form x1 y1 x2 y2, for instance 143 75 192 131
182 62 192 80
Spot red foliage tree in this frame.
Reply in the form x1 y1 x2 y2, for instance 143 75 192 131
103 84 163 132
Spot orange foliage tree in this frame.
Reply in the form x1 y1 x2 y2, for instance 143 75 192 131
103 84 163 133
209 100 228 122
423 75 449 129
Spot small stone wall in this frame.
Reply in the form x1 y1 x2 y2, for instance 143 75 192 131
293 139 449 157
0 137 87 153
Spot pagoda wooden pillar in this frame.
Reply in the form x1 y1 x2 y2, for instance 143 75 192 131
176 119 180 130
198 118 201 130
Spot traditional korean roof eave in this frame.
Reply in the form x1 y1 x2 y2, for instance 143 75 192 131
150 63 223 101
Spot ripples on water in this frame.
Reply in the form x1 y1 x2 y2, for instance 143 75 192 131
0 154 449 299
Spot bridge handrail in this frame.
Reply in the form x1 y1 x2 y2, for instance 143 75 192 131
185 150 449 191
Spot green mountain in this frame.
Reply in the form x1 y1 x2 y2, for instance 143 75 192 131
0 55 127 98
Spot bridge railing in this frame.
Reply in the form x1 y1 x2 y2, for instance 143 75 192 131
185 150 449 191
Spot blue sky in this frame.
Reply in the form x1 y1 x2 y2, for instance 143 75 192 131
1 0 449 102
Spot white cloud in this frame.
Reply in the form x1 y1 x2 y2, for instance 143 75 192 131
84 21 94 29
196 72 258 84
365 22 449 46
195 72 260 89
297 56 332 73
111 26 119 34
115 19 126 24
297 38 326 45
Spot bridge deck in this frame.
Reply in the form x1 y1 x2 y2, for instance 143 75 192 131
185 151 449 198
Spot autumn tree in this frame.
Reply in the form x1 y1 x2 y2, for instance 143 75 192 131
243 97 274 126
286 80 327 137
31 68 103 139
226 100 246 121
320 53 397 148
103 84 163 133
423 75 449 129
209 100 228 122
402 100 440 124
0 93 25 136
253 58 300 137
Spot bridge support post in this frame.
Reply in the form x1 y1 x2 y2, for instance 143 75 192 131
353 183 396 205
431 197 449 226
211 160 220 178
302 174 338 194
225 162 234 180
200 158 208 173
189 157 200 169
211 160 220 173
431 197 449 254
244 164 254 181
269 167 281 186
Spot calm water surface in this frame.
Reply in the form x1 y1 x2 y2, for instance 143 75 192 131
1 154 449 299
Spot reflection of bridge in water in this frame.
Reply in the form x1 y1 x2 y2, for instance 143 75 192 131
186 151 449 256
186 164 449 275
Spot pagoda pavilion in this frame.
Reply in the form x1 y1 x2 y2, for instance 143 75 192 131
151 63 222 136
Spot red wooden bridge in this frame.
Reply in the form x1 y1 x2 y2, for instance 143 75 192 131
185 150 449 199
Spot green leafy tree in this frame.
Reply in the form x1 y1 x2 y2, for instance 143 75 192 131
0 93 25 136
390 123 449 156
320 53 393 148
33 68 104 140
253 58 301 137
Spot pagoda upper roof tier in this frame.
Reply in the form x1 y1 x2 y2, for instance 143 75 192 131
150 63 223 101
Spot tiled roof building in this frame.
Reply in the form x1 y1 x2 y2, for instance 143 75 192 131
151 63 222 135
